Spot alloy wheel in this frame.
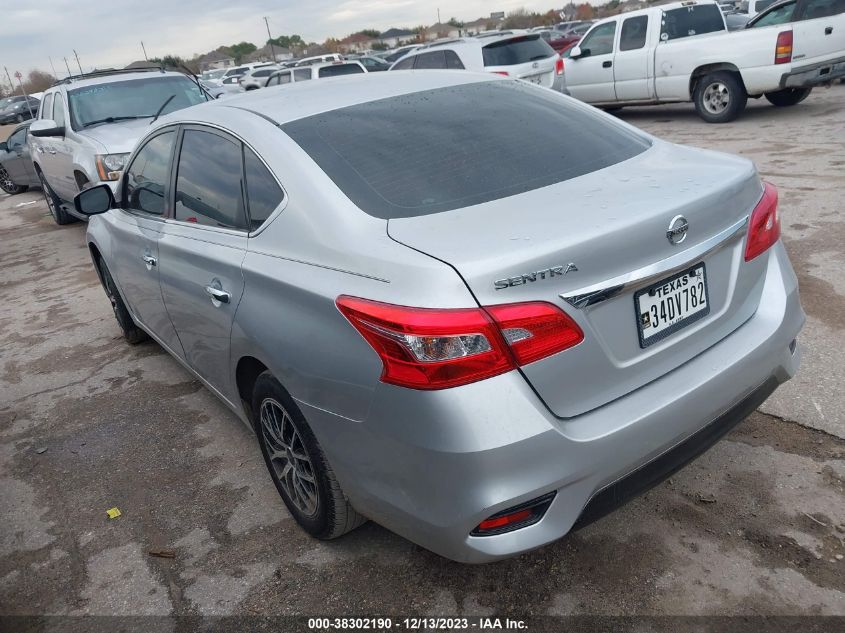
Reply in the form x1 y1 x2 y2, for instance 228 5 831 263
260 398 319 517
0 166 15 193
703 82 730 115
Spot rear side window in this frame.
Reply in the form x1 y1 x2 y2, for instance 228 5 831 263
414 51 447 69
318 64 364 78
174 129 247 230
293 69 311 81
620 16 649 51
800 0 845 19
749 0 797 26
661 5 725 41
482 35 555 66
445 50 465 69
244 148 283 230
253 69 274 77
40 93 53 119
124 131 175 216
282 81 650 219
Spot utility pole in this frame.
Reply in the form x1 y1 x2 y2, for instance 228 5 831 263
141 41 148 61
4 67 14 94
264 17 276 62
63 57 72 77
437 8 441 23
14 71 35 118
73 49 83 75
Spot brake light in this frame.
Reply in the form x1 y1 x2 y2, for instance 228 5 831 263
336 297 583 390
775 31 793 65
555 57 564 75
471 492 556 536
490 71 509 76
744 182 780 262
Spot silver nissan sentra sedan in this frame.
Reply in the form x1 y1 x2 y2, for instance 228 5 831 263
74 71 804 563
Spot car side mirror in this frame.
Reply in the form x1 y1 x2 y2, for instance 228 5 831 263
74 184 115 216
29 119 65 137
570 46 584 59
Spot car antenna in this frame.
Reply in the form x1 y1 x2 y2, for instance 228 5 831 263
149 94 175 125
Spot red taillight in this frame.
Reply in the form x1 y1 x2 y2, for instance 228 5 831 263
472 492 556 536
775 31 793 65
744 182 780 262
477 509 533 531
555 57 564 75
490 71 509 76
336 297 583 390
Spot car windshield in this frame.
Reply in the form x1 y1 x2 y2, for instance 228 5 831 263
283 81 650 219
68 76 206 129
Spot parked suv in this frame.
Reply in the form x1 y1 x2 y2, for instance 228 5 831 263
389 34 563 91
239 65 281 90
28 68 207 224
264 61 367 87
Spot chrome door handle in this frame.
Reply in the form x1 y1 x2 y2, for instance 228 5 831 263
48 148 56 155
142 255 157 267
205 285 230 304
36 146 44 154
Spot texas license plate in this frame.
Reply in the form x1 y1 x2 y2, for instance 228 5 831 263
635 264 709 348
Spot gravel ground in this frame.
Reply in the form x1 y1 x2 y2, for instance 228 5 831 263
1 86 843 625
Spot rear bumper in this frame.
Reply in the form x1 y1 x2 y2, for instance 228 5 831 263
780 56 845 89
300 241 804 563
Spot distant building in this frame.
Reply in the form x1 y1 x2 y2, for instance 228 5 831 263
246 44 292 63
463 17 501 35
423 23 461 41
339 32 377 53
124 60 158 69
197 50 234 71
378 28 418 48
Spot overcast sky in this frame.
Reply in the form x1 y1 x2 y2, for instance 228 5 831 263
4 0 588 79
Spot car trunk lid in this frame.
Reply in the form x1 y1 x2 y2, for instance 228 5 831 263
388 141 767 417
483 35 558 88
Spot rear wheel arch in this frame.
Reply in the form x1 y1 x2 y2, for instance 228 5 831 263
689 63 745 99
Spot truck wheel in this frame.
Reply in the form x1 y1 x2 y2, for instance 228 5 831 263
765 88 812 107
38 172 75 225
693 72 747 123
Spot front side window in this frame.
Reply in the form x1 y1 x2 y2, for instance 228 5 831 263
124 131 175 216
7 128 27 150
244 148 284 230
68 76 206 130
620 16 649 51
266 75 280 86
392 56 415 70
749 0 798 26
174 129 247 230
579 22 617 56
318 64 365 78
40 93 54 119
293 69 310 81
253 69 275 78
282 81 650 219
661 5 725 41
52 97 66 128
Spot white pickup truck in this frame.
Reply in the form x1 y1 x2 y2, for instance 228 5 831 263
563 0 845 122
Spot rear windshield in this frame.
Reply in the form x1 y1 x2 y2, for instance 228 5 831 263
482 35 556 66
282 81 650 219
318 64 365 78
661 5 725 40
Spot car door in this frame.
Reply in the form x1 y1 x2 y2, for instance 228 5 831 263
791 0 845 62
30 92 54 182
613 14 653 101
107 128 185 357
48 94 75 200
3 127 36 186
564 20 619 102
157 126 249 403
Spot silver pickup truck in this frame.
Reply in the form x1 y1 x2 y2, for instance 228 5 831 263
28 68 207 224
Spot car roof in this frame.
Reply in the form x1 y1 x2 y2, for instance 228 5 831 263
170 71 501 127
51 69 187 91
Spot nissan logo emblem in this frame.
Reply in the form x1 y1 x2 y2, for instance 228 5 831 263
666 215 689 245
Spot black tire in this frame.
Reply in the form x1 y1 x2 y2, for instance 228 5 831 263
252 371 366 540
15 114 24 123
693 71 747 123
0 164 26 194
765 87 812 107
97 259 148 344
38 171 75 225
601 106 624 114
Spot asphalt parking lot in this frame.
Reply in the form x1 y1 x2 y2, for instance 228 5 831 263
1 86 844 621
